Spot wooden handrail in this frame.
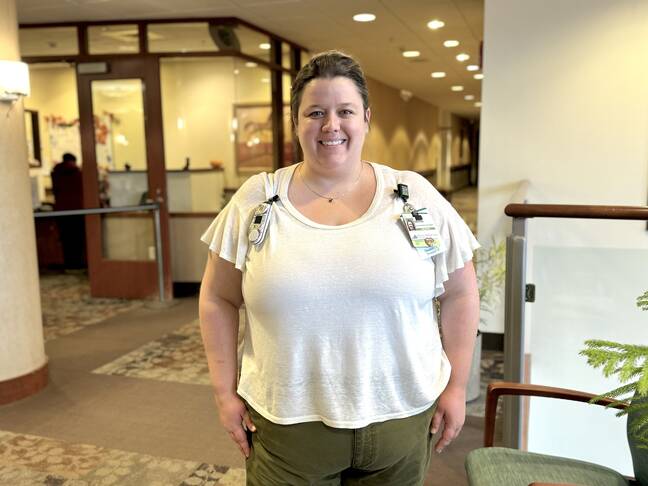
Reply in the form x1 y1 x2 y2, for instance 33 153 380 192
484 382 628 447
505 204 648 220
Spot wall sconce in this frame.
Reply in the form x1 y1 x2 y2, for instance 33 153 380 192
0 60 30 102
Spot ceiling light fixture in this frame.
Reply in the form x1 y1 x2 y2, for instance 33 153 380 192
451 85 464 92
475 101 482 107
464 94 475 101
245 61 258 68
431 71 446 78
473 73 484 80
259 43 271 50
402 50 420 58
443 40 459 48
353 13 376 22
427 19 445 30
456 53 470 62
466 64 479 71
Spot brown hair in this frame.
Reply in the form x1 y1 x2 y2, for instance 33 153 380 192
290 50 370 127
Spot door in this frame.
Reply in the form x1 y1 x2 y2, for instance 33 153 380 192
77 57 172 299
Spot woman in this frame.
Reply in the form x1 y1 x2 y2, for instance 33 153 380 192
199 50 480 485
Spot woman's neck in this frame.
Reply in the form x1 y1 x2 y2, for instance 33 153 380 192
300 159 364 190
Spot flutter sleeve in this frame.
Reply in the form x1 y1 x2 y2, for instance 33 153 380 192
200 198 251 271
432 198 481 297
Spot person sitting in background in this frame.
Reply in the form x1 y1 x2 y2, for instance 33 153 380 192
51 152 86 270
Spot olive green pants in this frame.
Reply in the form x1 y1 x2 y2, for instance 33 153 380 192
245 404 436 486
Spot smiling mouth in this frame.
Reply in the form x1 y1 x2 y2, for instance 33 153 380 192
319 139 346 146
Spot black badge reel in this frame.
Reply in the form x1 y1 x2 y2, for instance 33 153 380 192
248 195 279 246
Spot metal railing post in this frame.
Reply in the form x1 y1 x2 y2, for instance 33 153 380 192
34 203 166 302
503 216 527 448
152 204 165 302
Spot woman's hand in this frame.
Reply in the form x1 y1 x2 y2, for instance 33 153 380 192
430 385 466 453
217 393 256 458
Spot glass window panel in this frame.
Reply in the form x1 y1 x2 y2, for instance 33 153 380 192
283 73 295 165
91 78 152 260
19 27 78 57
301 50 311 69
160 57 273 211
281 43 292 70
234 24 271 62
24 62 79 206
88 24 140 54
148 22 218 53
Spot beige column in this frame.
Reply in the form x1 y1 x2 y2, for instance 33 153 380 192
0 0 48 404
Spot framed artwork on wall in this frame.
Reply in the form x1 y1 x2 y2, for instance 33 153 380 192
233 103 293 172
234 104 273 172
24 109 42 168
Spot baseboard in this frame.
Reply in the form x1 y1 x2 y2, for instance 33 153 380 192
172 282 201 298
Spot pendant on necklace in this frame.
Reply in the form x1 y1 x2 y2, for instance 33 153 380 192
328 198 333 203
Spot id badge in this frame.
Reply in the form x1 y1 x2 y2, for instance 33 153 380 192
400 211 445 258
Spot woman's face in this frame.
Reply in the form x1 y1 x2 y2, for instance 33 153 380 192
296 76 370 171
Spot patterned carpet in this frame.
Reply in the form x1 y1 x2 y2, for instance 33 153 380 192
92 321 211 386
40 272 143 342
0 430 245 485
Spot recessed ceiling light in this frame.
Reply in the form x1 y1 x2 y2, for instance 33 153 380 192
466 64 479 71
427 19 445 30
431 71 446 78
451 85 464 92
259 43 271 50
233 69 240 75
464 94 475 101
353 13 376 22
402 50 420 58
261 78 270 83
474 101 482 108
456 53 470 62
245 62 258 68
474 73 484 80
443 40 459 48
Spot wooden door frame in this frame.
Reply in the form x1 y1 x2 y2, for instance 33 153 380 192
77 57 172 299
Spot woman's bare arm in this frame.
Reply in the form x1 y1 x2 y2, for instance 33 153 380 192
199 252 255 457
431 261 480 453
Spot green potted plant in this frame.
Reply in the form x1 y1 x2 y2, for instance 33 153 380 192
466 240 506 401
579 289 648 484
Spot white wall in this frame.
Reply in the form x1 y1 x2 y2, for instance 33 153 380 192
480 0 648 474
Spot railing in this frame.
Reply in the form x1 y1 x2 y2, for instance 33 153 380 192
33 203 166 302
502 203 648 449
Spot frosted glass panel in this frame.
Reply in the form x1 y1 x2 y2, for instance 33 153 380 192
527 244 648 476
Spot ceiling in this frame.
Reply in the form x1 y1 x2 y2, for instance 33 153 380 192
17 0 484 119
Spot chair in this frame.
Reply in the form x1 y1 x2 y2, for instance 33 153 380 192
465 382 646 486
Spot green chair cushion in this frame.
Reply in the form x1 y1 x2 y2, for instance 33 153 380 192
465 447 629 486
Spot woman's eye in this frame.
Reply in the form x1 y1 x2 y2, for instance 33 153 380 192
308 111 324 118
340 109 354 116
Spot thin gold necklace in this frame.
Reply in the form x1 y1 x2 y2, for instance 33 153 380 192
299 162 364 203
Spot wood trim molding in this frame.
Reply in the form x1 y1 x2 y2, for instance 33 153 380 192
0 361 48 405
505 203 648 220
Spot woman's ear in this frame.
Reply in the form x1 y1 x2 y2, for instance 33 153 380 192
364 108 371 132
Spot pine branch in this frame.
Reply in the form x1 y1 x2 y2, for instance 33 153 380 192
637 290 648 311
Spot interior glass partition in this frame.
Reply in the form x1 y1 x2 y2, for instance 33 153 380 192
19 27 79 57
159 56 272 213
90 78 154 261
88 25 140 54
509 213 647 477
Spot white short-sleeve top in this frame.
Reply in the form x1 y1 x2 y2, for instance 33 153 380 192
201 162 480 428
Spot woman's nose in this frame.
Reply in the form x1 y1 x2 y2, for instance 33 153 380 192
322 113 340 131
